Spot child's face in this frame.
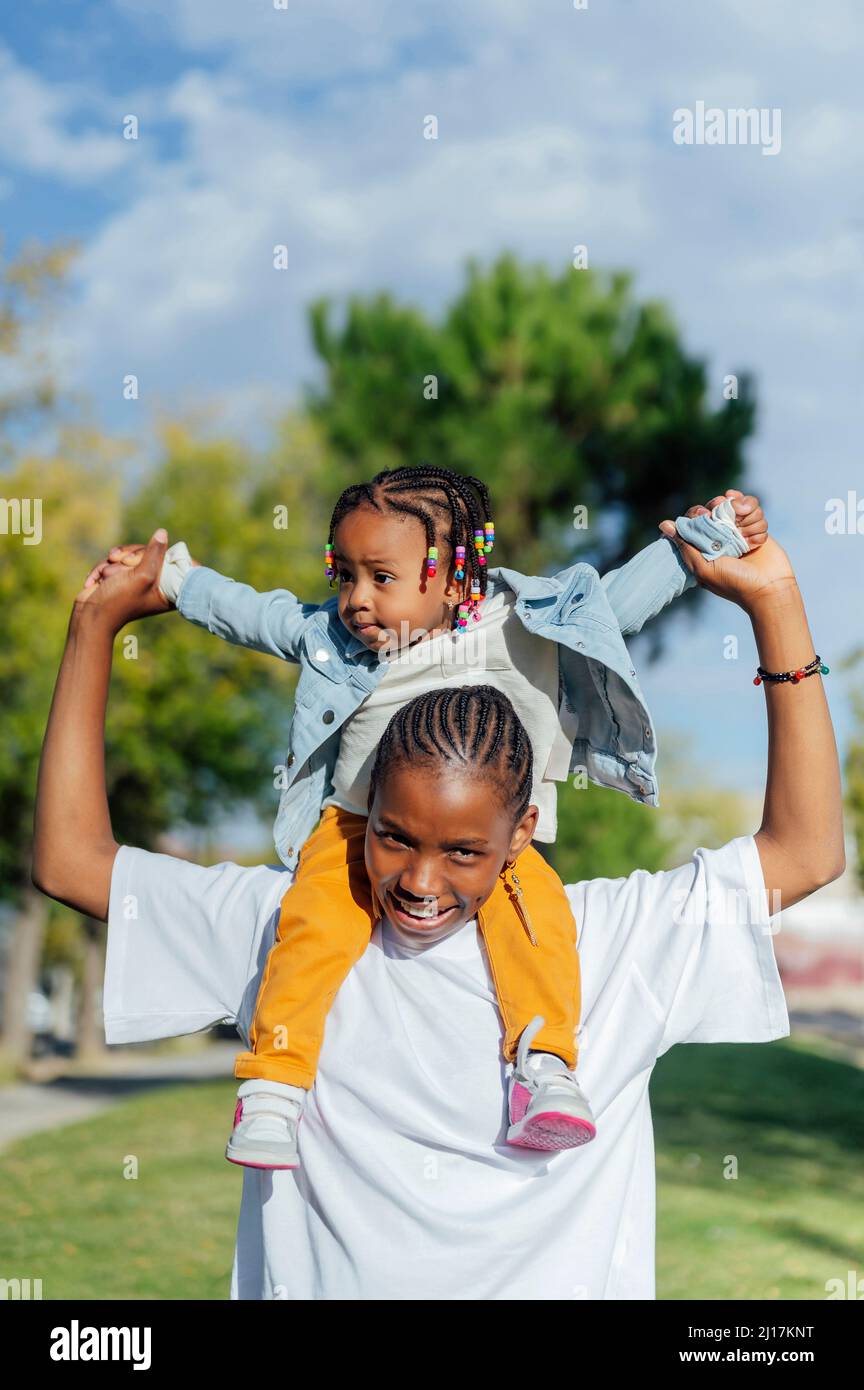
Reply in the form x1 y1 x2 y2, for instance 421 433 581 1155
365 763 538 937
331 505 464 654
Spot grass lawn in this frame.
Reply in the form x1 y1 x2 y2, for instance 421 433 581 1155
0 1080 241 1300
1 1037 862 1300
654 1035 864 1300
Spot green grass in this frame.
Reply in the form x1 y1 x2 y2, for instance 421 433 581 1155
654 1037 864 1299
0 1080 242 1300
1 1039 862 1300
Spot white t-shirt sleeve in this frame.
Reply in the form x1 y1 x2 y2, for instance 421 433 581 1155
103 845 292 1047
565 834 789 1060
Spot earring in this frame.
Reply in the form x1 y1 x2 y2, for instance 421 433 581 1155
369 883 386 925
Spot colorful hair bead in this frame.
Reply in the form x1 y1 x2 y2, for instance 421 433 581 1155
456 601 470 630
470 579 482 621
484 521 495 553
426 545 438 578
454 544 466 580
324 542 335 583
474 528 486 566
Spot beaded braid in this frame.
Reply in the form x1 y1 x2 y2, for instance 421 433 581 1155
323 465 495 628
367 685 534 825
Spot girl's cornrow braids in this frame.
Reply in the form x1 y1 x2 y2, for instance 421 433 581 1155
367 685 534 825
376 466 493 601
376 472 474 586
324 466 495 624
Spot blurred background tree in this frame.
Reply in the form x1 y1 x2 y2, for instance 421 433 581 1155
0 422 336 1068
547 782 672 885
0 234 338 1068
547 734 756 887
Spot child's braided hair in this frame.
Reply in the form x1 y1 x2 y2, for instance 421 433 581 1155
326 464 494 599
367 685 534 826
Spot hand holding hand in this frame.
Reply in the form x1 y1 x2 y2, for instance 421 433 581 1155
83 538 199 606
74 530 173 631
660 526 797 612
659 488 768 552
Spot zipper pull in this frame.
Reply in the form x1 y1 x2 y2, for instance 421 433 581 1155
510 869 538 946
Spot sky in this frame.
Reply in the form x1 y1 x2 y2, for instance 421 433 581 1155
1 0 862 811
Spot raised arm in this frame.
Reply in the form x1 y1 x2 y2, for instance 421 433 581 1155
600 492 757 636
88 540 319 664
174 565 319 664
32 531 172 921
668 531 845 909
599 535 695 635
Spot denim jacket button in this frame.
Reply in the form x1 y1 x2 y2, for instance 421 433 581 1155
711 539 722 551
630 668 636 676
576 641 585 649
322 709 335 724
287 753 295 766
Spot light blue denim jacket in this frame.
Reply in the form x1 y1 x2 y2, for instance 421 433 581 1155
176 511 745 872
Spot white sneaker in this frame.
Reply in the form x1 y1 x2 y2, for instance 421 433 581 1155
506 1015 597 1151
225 1080 306 1170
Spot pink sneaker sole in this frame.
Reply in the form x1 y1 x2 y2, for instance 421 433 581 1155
508 1111 597 1152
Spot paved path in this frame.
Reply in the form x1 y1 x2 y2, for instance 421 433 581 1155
0 1042 238 1152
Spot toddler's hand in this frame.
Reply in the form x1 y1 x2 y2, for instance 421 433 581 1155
658 488 768 552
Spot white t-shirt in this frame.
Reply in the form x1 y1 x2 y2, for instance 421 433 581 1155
322 589 573 841
103 835 788 1301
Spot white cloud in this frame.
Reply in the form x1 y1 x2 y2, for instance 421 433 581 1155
0 43 129 182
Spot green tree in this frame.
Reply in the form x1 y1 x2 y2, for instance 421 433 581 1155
547 734 757 887
0 412 336 1068
303 251 756 612
113 415 334 845
547 779 672 886
0 438 127 1066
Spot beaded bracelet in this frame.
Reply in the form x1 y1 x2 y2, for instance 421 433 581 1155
753 654 829 686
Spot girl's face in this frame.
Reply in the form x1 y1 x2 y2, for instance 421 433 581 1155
332 505 466 655
365 763 538 936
